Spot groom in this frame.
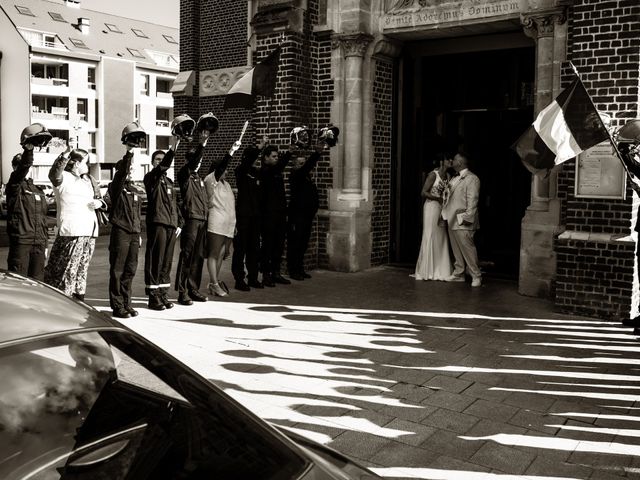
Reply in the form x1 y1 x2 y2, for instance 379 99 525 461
441 151 482 287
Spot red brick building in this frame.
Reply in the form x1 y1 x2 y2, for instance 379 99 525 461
176 0 640 321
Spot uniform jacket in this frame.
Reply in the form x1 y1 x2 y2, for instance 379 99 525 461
6 148 49 244
107 152 141 234
288 151 320 218
441 169 480 231
177 145 208 221
235 146 262 218
144 148 182 228
261 150 290 216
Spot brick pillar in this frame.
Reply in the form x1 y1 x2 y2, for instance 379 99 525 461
518 6 568 298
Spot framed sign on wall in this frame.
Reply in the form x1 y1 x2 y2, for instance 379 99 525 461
575 141 627 199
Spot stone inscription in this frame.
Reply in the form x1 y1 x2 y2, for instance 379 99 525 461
383 0 521 29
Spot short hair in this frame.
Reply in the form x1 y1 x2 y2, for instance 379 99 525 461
261 145 278 159
151 150 165 162
11 153 22 168
456 151 470 165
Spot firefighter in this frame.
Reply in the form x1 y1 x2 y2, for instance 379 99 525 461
107 122 145 318
175 113 218 305
6 124 52 280
143 115 192 310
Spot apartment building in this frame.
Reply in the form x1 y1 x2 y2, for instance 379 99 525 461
0 0 178 182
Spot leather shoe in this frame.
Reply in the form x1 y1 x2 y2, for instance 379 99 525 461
189 290 208 302
444 275 465 283
148 296 166 311
235 279 250 291
273 274 291 285
112 307 131 319
622 316 640 327
161 295 175 309
178 293 193 306
302 271 311 279
219 281 230 294
290 273 305 281
262 275 276 288
126 306 139 317
248 279 263 289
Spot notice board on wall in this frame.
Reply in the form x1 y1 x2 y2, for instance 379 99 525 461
575 141 627 199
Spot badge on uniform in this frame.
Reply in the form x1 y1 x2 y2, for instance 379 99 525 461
134 194 138 201
34 194 41 201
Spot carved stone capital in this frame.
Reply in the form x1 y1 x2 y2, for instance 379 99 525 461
332 33 374 58
521 7 567 39
199 67 252 97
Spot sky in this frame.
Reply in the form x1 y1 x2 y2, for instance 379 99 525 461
80 0 179 28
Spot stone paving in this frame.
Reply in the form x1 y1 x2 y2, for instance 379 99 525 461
2 236 640 479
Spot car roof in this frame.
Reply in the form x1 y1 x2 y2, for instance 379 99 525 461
0 270 116 345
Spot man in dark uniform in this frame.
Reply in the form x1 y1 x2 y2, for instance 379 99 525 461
175 129 210 305
107 140 142 319
144 143 182 310
260 144 291 287
286 140 324 280
232 136 266 291
6 124 52 280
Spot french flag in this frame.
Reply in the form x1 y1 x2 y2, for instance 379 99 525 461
513 77 610 175
223 47 281 110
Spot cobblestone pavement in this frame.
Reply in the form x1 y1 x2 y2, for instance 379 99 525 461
3 236 640 479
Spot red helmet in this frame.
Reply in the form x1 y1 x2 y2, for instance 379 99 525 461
21 123 52 148
121 121 146 146
171 114 196 139
196 112 219 135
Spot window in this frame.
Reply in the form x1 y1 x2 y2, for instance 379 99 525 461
132 28 147 38
127 48 145 59
32 96 69 120
156 78 172 94
68 37 89 49
138 75 149 96
77 98 88 119
156 136 170 150
48 11 67 22
163 34 178 44
15 5 35 16
89 132 96 153
104 23 122 33
87 67 96 89
31 62 69 86
156 107 171 127
134 104 141 122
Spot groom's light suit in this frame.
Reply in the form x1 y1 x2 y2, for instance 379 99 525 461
441 168 481 280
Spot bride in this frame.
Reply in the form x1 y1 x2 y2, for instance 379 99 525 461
414 154 453 281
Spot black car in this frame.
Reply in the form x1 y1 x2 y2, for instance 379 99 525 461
0 271 378 480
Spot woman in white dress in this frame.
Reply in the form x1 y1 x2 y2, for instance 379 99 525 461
414 154 454 281
204 140 241 297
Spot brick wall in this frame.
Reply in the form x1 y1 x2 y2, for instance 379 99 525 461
554 0 640 320
371 58 394 265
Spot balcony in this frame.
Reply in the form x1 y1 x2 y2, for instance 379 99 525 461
32 106 68 121
31 76 69 87
156 119 170 128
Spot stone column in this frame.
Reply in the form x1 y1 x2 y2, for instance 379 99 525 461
518 6 568 297
326 32 374 272
336 33 373 195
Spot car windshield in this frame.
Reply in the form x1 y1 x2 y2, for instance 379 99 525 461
0 329 308 480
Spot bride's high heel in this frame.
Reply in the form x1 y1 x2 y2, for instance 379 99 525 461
208 282 228 297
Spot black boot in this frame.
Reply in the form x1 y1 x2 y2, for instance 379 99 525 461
148 293 166 311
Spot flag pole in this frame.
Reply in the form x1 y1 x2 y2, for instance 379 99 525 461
570 62 632 178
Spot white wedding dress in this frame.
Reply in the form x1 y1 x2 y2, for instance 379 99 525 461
414 170 453 281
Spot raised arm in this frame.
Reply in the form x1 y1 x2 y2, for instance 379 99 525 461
49 152 71 187
108 150 133 202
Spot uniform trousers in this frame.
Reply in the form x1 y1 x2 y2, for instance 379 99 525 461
448 228 481 279
231 216 261 282
175 218 206 294
108 226 140 310
261 212 286 276
144 223 177 299
8 238 46 281
286 214 314 276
